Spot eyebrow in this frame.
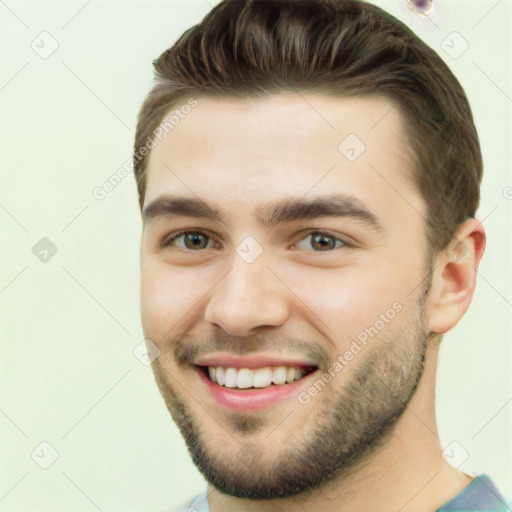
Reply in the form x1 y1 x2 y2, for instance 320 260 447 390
142 193 384 232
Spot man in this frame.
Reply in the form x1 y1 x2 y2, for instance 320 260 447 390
134 0 508 510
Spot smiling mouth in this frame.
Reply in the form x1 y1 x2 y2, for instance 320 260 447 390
196 365 317 390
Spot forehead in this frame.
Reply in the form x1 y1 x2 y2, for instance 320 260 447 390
144 94 425 228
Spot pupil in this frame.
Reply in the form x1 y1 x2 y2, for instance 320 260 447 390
313 234 333 250
188 233 205 248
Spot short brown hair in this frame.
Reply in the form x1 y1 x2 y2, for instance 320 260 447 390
133 0 482 253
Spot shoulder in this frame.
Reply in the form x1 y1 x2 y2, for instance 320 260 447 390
168 489 209 512
436 474 510 511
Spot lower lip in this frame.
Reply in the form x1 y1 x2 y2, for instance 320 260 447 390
196 366 317 411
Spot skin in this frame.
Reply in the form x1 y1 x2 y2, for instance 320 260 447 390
139 94 485 511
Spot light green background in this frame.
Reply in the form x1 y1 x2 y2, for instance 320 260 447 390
1 1 511 510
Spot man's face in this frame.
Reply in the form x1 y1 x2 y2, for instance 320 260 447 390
139 95 432 498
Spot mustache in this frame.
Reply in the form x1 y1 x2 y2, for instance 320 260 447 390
173 334 330 369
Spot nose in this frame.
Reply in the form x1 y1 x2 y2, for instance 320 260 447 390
203 256 290 337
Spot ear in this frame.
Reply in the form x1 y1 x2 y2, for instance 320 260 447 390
427 218 486 334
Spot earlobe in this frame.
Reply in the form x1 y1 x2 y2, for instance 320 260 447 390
427 219 486 334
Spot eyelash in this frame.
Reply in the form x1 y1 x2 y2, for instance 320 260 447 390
161 229 350 253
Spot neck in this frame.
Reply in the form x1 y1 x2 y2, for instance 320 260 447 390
207 341 473 512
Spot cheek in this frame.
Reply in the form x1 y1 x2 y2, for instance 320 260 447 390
139 258 206 339
282 264 404 342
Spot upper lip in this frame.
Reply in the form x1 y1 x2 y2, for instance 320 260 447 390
194 352 318 369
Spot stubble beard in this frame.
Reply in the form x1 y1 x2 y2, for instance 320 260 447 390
150 295 430 500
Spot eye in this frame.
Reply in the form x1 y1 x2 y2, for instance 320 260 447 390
162 230 216 251
293 231 346 252
161 230 348 253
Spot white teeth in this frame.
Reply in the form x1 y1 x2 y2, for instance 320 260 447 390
295 368 306 380
272 366 287 385
216 367 225 386
286 367 296 383
237 368 253 389
253 367 272 388
206 365 312 389
224 367 238 388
